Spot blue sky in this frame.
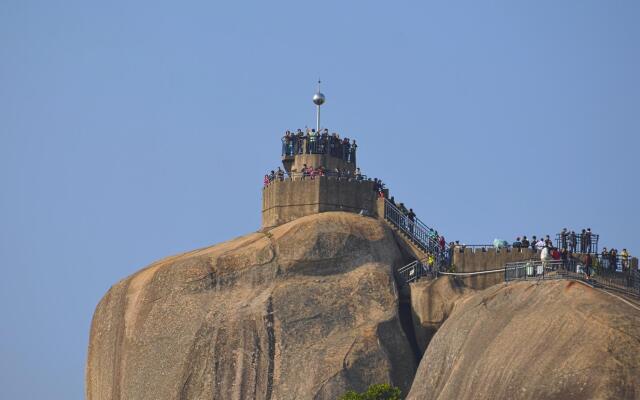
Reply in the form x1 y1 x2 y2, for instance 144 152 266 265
1 1 638 398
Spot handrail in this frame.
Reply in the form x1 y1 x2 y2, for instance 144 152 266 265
504 259 640 297
383 199 441 255
397 259 439 285
281 135 357 162
263 171 372 184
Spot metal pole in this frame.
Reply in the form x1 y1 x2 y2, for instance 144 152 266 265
316 104 320 133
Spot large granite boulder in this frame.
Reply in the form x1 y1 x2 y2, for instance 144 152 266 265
409 276 470 354
407 280 640 400
86 212 417 400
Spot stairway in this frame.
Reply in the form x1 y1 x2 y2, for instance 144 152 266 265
380 198 445 284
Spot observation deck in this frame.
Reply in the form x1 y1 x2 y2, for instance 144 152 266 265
262 131 378 229
280 131 357 175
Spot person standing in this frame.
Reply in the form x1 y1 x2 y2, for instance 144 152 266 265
407 208 416 236
398 203 408 231
309 129 318 153
601 248 609 272
321 129 329 154
541 245 551 275
342 138 351 161
427 252 435 273
569 231 577 253
584 253 592 280
281 131 288 156
295 129 304 154
580 229 587 253
513 237 522 248
304 128 311 153
610 248 618 272
329 133 337 156
585 228 592 253
531 236 538 251
561 228 568 250
350 139 357 163
560 248 569 271
621 248 629 271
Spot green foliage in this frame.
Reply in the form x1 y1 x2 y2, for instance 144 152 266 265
339 391 363 400
338 383 402 400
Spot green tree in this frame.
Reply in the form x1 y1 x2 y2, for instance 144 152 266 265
338 383 402 400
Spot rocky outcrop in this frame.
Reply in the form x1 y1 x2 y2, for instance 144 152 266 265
86 212 417 400
87 210 640 400
409 277 470 353
407 280 640 400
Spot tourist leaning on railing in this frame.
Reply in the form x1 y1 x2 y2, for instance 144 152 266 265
281 130 357 162
263 165 383 186
622 249 629 271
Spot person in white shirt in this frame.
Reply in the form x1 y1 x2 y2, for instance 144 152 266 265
540 245 552 274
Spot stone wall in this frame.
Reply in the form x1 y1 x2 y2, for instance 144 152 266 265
451 247 541 289
261 177 377 228
282 153 355 175
451 248 639 290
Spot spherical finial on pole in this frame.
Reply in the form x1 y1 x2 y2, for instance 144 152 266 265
313 80 325 131
312 92 325 106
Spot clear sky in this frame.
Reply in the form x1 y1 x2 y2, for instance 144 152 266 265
1 1 638 398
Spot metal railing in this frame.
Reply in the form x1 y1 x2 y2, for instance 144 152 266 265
505 259 640 297
592 254 635 273
504 260 572 281
263 171 371 184
383 199 441 256
281 135 357 163
555 232 600 254
397 259 439 285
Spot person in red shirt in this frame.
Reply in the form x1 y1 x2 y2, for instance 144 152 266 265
551 247 561 270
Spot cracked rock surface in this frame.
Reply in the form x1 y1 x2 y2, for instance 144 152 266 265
86 212 417 400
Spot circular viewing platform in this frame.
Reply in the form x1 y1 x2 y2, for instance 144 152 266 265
281 130 358 176
261 130 382 228
261 173 380 229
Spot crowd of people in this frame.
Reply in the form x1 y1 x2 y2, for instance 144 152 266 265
507 228 633 275
598 247 631 272
508 228 597 253
557 228 597 253
281 129 357 163
511 234 559 250
263 165 388 198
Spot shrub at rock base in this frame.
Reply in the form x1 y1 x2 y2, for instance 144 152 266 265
339 383 402 400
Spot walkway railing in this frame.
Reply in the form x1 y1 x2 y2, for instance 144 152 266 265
504 260 572 281
396 256 640 297
505 259 640 297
